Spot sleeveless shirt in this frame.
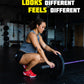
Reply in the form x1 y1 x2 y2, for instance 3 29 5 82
20 30 40 53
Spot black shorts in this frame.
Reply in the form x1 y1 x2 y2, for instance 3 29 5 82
14 50 25 63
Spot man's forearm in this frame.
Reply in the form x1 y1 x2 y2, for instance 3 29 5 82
44 45 55 52
37 48 49 64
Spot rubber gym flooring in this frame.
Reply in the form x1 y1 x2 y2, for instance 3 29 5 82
0 47 84 84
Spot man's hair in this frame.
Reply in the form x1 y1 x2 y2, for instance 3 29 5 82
29 18 45 30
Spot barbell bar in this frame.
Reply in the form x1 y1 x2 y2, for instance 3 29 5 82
41 59 84 69
39 53 84 79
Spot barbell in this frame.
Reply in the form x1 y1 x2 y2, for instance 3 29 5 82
33 53 84 79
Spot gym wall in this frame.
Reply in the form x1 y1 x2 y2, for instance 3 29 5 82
48 29 54 44
0 25 4 47
75 24 84 47
0 22 84 48
48 27 65 47
0 22 30 47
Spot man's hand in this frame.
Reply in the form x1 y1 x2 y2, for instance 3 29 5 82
53 50 61 55
47 61 55 68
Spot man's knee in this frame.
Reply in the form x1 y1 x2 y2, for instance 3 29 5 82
34 54 41 62
40 57 45 63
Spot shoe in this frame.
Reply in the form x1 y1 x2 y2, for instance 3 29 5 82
23 65 27 69
23 70 37 78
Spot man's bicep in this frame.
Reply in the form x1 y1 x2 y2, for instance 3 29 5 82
39 35 46 49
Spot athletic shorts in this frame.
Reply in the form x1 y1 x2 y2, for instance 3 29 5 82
14 50 25 63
